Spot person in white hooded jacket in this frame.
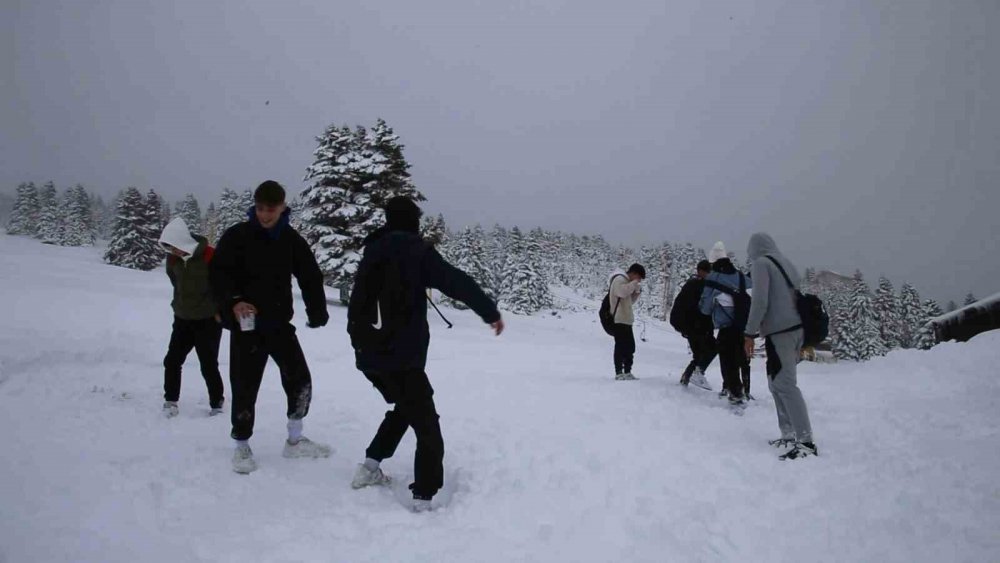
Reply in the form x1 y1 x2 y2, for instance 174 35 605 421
157 217 224 418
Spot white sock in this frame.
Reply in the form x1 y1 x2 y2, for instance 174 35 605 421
287 419 303 443
363 458 380 472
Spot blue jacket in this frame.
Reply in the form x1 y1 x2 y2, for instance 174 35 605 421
699 259 752 329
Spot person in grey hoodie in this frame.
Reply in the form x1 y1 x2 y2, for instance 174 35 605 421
743 233 817 460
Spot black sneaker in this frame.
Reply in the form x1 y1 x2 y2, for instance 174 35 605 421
779 442 818 460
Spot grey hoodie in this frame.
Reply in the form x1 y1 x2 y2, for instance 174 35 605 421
744 233 802 338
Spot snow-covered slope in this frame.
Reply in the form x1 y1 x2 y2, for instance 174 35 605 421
1 235 998 562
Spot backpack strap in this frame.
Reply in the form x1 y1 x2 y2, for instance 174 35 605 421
608 274 626 317
764 256 795 290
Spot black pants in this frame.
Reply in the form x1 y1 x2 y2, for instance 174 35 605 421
229 324 312 441
163 317 224 406
716 327 745 400
613 323 636 375
682 331 717 382
364 369 444 499
741 357 751 396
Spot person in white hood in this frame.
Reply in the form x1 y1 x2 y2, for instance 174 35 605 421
157 217 224 418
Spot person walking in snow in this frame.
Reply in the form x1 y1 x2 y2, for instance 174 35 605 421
699 242 752 409
609 263 646 380
210 181 331 474
671 260 715 389
347 196 503 512
158 217 225 418
743 233 817 460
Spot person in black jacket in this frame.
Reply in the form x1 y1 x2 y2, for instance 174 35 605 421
347 196 503 512
671 260 716 389
210 180 331 474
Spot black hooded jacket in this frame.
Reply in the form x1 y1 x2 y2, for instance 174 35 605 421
348 227 500 373
670 276 714 336
210 207 328 330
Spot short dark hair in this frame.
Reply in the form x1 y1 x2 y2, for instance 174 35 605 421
627 263 646 279
254 180 286 205
696 260 712 273
384 196 422 233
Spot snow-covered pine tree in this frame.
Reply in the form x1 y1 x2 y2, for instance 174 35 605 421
36 182 63 244
203 203 219 244
898 283 923 349
872 276 901 350
160 201 171 228
61 184 96 246
445 226 496 309
830 305 853 361
915 299 943 350
946 300 958 313
174 194 202 235
365 118 425 204
104 188 161 270
6 182 41 236
144 190 166 232
499 227 550 314
421 214 448 248
216 188 247 238
488 224 509 299
839 272 886 361
963 293 978 306
300 125 372 288
143 189 165 248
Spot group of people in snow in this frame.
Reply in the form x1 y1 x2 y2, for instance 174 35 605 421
610 239 816 460
156 179 817 515
156 181 501 512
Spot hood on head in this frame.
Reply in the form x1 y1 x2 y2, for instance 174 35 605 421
708 241 727 263
158 218 199 259
747 232 779 260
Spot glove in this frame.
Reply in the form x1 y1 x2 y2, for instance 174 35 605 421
306 312 329 329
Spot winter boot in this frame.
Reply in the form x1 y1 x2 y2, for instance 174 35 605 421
282 436 332 459
163 401 179 418
351 463 391 489
232 443 257 474
779 442 818 461
689 370 712 390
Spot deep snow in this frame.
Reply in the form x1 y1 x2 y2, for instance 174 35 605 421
1 235 998 562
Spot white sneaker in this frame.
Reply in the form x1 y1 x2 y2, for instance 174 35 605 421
163 401 179 418
623 372 638 380
689 370 712 391
411 498 433 513
209 407 224 416
351 464 391 489
232 444 257 474
282 437 332 459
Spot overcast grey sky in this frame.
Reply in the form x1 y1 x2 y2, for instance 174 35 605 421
3 0 997 304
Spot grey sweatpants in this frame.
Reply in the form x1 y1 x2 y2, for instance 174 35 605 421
766 329 813 444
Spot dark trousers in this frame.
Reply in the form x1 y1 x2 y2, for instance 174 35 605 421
682 331 717 381
613 323 636 374
229 324 312 441
716 327 745 400
163 316 224 406
364 369 444 499
741 358 751 396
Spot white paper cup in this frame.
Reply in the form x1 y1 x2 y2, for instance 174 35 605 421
239 312 256 332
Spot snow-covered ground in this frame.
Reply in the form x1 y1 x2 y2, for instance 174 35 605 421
1 234 998 563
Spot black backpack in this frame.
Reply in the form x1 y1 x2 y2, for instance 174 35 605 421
765 256 829 346
599 274 626 336
703 272 750 332
348 246 422 353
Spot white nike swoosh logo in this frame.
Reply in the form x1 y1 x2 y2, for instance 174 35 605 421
372 302 382 329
